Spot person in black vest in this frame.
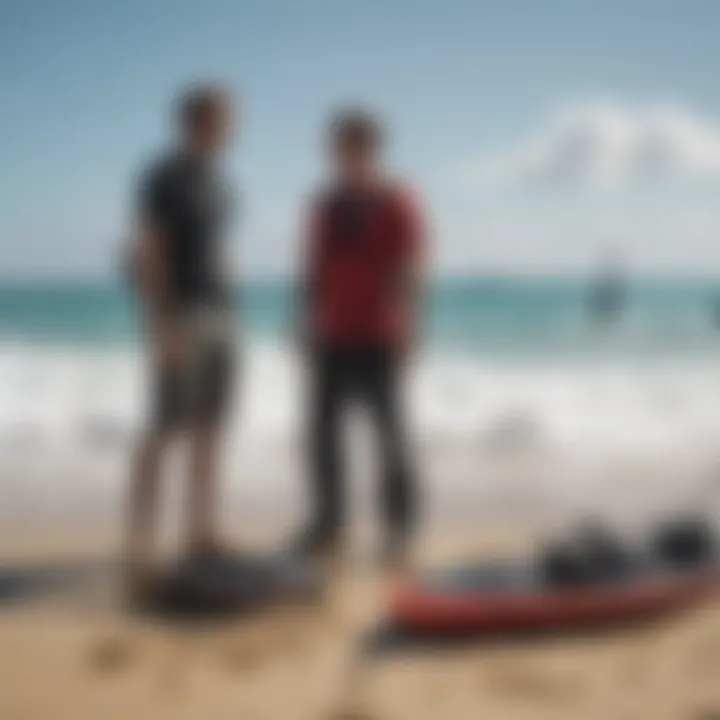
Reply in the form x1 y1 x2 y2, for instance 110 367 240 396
125 84 238 595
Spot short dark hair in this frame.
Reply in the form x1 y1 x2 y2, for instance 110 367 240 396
329 108 384 151
176 83 230 132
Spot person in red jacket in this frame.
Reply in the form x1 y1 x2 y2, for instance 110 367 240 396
294 109 427 566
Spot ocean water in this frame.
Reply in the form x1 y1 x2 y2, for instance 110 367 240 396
2 276 720 458
2 276 720 357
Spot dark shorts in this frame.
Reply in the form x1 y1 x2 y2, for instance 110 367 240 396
152 309 237 431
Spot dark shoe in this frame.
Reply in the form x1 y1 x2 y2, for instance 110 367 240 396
185 541 239 567
380 529 412 571
288 524 342 560
123 557 158 609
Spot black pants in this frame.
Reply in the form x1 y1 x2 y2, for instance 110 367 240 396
308 345 416 535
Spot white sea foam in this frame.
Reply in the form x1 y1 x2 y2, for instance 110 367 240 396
2 341 720 454
3 340 720 526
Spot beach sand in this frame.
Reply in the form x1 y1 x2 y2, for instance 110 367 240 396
1 528 720 720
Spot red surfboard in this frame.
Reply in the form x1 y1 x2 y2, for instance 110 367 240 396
390 559 720 636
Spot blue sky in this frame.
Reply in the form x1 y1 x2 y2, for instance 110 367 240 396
2 0 720 277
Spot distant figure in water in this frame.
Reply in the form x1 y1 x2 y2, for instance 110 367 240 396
711 293 720 330
588 252 626 324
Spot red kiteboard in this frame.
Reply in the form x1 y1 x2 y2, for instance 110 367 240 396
390 558 720 636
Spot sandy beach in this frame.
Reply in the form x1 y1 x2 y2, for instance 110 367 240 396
1 521 720 720
3 350 720 720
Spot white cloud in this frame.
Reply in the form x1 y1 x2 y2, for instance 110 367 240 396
467 100 720 189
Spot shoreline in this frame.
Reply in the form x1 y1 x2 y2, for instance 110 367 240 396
4 432 720 533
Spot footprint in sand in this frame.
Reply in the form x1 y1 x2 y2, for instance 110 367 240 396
222 645 264 672
221 635 268 672
484 663 582 706
87 635 137 673
330 711 378 720
273 621 313 655
694 709 720 720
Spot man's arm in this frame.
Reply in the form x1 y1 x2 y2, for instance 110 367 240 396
407 241 428 358
131 219 170 319
396 187 429 360
295 198 322 352
129 162 176 320
129 164 182 364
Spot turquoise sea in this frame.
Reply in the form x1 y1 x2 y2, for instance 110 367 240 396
2 275 720 358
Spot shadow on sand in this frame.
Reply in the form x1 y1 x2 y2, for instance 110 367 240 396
0 559 112 606
363 613 674 660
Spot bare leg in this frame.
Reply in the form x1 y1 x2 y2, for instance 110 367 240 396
186 425 222 555
125 429 169 590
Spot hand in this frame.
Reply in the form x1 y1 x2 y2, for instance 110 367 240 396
151 316 186 368
396 329 418 366
292 317 315 356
